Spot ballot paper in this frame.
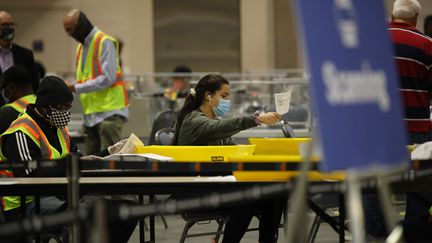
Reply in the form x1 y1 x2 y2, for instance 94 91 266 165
193 175 237 182
118 133 144 154
102 153 174 162
274 90 292 114
411 142 432 160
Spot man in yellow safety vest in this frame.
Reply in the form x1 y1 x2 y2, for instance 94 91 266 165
0 76 137 243
63 9 129 155
0 65 36 134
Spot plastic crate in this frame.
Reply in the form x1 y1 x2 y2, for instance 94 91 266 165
248 138 312 155
136 145 256 162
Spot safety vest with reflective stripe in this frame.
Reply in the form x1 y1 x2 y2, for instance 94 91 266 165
2 94 36 113
75 30 128 115
0 112 70 211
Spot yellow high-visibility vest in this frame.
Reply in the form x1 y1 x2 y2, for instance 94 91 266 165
0 112 70 211
75 30 128 115
2 94 36 113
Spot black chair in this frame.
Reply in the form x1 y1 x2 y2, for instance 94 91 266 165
154 128 227 243
145 111 176 231
281 120 296 138
154 128 175 145
148 110 177 145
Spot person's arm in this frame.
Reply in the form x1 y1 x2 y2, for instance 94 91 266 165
190 114 257 142
74 40 117 93
2 132 67 177
0 107 20 134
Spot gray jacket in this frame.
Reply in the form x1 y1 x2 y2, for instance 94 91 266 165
177 109 257 145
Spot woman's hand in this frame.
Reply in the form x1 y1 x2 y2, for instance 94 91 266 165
257 112 281 125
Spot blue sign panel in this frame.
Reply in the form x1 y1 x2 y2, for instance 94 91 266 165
294 0 408 170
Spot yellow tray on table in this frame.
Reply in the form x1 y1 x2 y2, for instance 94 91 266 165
136 145 256 162
231 138 321 181
248 137 312 155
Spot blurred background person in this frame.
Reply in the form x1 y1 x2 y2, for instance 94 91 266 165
0 11 39 107
164 65 192 110
424 15 432 38
0 65 35 134
364 0 432 239
63 9 129 155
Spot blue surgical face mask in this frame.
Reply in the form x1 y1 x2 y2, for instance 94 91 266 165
213 98 231 117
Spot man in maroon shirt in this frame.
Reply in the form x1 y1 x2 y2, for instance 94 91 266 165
389 0 432 220
364 0 432 240
389 4 432 145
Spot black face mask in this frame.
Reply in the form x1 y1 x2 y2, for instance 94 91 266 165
0 26 14 41
71 12 93 43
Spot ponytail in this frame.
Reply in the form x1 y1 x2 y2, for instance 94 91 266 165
172 92 200 145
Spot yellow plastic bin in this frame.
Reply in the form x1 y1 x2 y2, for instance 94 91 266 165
136 145 256 162
224 138 317 181
248 138 312 155
228 154 320 181
232 171 346 182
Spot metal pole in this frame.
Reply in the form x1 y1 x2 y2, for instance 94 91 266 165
150 194 156 242
139 194 145 243
346 173 366 243
377 173 404 243
286 140 314 242
338 193 345 243
90 199 108 243
67 154 81 243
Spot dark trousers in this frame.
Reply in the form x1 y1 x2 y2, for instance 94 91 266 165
2 197 137 243
84 115 125 155
222 198 285 243
363 193 387 238
402 213 432 242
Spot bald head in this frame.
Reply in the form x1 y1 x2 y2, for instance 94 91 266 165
0 11 13 23
63 9 80 36
0 11 15 47
63 9 93 43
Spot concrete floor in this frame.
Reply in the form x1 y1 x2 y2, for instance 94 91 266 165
127 213 340 243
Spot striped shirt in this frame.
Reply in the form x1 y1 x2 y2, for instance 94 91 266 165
389 22 432 133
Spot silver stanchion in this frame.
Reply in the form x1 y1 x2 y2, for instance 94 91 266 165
286 140 314 242
91 199 108 243
67 154 81 243
346 172 366 243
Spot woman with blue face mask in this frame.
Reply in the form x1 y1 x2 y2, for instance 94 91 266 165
172 74 284 243
173 74 280 146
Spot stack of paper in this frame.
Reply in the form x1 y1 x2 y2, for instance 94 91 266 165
102 153 174 162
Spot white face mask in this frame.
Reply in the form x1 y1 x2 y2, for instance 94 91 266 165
47 106 71 128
